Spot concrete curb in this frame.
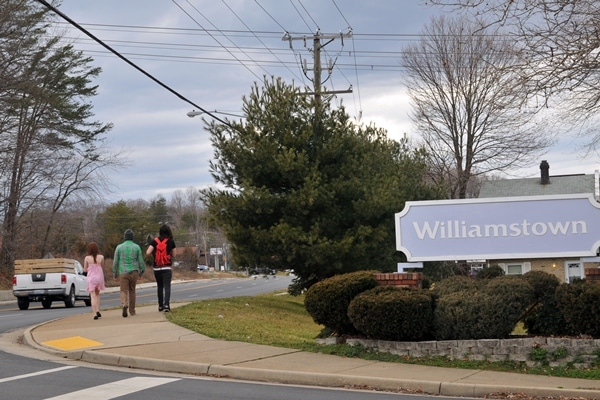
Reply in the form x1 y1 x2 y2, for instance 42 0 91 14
206 364 443 394
20 321 442 395
21 322 600 399
0 290 13 302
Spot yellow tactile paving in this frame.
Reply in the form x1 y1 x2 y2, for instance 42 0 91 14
42 336 103 350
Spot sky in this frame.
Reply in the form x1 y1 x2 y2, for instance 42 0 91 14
45 0 600 203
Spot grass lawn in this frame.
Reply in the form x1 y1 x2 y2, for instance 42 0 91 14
166 290 600 380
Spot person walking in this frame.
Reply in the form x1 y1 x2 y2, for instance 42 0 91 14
112 229 145 317
146 224 176 312
83 242 105 320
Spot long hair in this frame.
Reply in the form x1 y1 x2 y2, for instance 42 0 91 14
87 242 99 263
159 224 173 239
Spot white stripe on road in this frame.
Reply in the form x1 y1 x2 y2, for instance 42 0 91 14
0 366 77 383
44 377 180 400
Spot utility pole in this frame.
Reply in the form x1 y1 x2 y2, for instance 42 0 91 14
283 29 353 111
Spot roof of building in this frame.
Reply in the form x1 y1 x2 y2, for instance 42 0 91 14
479 174 597 198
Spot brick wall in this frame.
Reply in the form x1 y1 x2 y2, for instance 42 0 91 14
373 272 422 288
586 268 600 283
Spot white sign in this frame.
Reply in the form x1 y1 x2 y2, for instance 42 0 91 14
395 194 600 261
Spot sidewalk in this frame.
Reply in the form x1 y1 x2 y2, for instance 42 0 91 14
14 302 600 399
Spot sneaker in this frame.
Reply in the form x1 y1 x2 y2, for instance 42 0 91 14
122 305 128 318
96 311 102 318
93 315 99 320
158 306 164 312
164 306 170 313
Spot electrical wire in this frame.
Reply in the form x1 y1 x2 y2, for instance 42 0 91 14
33 0 230 126
173 0 265 81
331 0 362 120
289 0 315 33
221 0 302 82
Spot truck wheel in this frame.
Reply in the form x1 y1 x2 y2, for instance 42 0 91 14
17 297 29 310
64 286 76 308
41 299 52 309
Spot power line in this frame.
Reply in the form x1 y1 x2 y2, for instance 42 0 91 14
297 0 320 31
330 0 362 119
221 0 302 82
289 0 315 32
254 0 287 32
172 0 265 81
34 0 230 127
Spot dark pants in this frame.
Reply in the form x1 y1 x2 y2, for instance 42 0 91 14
154 268 172 308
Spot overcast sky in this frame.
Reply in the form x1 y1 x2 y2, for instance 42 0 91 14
48 0 599 203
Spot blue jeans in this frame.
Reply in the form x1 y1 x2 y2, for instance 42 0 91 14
153 268 172 309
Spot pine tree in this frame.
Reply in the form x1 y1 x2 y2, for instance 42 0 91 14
203 78 441 294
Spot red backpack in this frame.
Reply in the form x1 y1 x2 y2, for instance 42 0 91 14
154 237 171 266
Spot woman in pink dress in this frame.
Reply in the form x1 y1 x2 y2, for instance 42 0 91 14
84 242 106 320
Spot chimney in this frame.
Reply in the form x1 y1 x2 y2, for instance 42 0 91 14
540 160 550 184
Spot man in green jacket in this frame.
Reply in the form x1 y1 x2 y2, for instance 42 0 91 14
113 229 145 317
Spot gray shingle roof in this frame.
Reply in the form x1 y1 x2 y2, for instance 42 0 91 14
478 174 596 198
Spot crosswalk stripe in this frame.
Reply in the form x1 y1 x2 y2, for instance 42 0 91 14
0 366 77 383
43 376 181 400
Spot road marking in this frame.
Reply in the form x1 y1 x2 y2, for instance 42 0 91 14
44 377 180 400
42 336 103 350
0 366 77 383
0 313 24 318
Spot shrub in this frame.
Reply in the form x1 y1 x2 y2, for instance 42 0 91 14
303 270 379 335
556 280 600 337
475 276 535 338
475 265 505 280
433 290 482 340
434 275 534 340
523 270 560 299
348 286 434 341
521 271 567 336
430 275 478 298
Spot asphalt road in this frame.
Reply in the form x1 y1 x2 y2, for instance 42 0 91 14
0 274 293 331
0 274 458 399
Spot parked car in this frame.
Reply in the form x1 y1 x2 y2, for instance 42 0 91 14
12 258 91 310
197 264 209 272
249 267 276 276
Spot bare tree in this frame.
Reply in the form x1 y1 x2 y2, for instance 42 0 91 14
428 0 600 152
0 1 118 271
402 16 550 198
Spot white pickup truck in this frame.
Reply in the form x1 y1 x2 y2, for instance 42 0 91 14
12 258 91 310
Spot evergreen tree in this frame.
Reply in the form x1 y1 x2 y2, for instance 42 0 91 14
203 78 440 294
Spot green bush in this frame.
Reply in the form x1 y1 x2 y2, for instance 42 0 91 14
523 270 560 299
430 275 478 298
304 270 379 335
475 276 535 338
434 275 534 340
348 286 434 341
521 271 567 336
556 280 600 337
475 265 505 280
433 290 481 340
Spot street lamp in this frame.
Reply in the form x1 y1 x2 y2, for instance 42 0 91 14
187 110 204 118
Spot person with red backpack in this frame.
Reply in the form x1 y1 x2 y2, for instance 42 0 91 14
146 224 176 312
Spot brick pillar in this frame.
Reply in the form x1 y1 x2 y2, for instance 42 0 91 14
373 272 422 288
585 268 600 283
